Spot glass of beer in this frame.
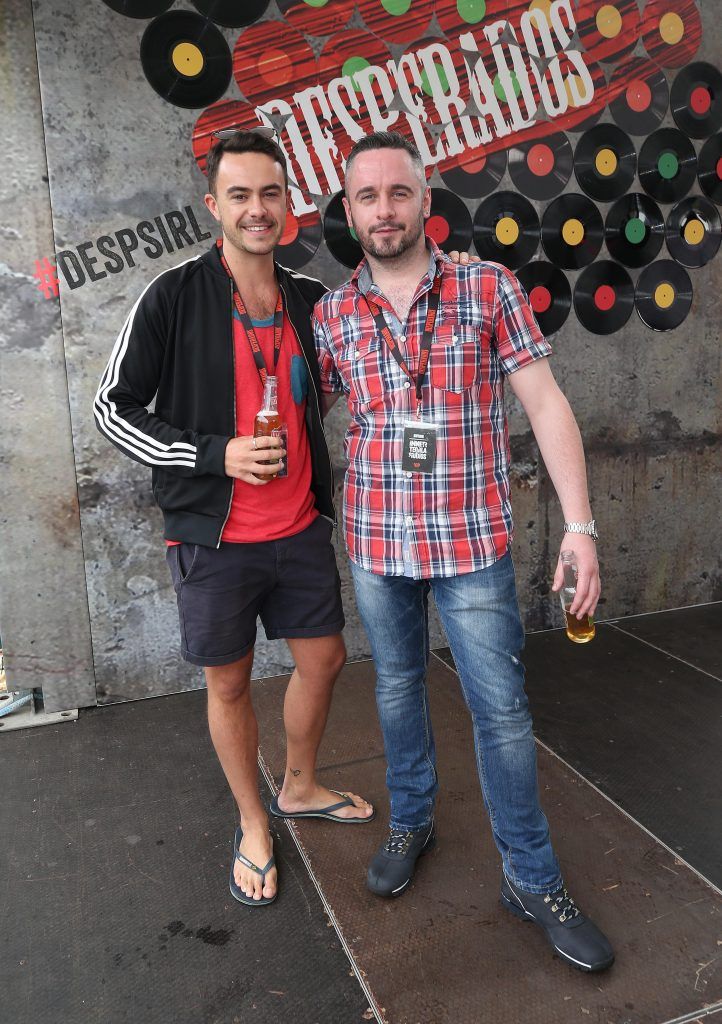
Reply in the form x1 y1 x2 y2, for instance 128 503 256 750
559 550 595 643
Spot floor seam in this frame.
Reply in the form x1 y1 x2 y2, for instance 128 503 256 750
605 622 722 682
429 650 722 897
257 749 386 1024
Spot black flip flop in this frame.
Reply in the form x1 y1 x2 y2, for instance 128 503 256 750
229 826 277 906
269 790 375 824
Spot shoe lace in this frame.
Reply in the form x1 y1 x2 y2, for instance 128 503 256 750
543 886 580 923
384 828 414 856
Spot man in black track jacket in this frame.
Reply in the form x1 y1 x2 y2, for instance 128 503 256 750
95 130 374 907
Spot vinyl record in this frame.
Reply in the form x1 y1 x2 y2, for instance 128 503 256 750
609 58 669 135
574 260 634 334
191 0 270 27
324 192 363 270
574 124 637 202
635 259 693 329
440 147 507 199
102 0 173 16
278 209 322 270
277 0 354 35
140 12 231 109
698 134 722 203
473 192 540 270
638 128 697 203
605 193 665 267
425 189 473 254
517 262 572 336
576 0 641 64
541 194 604 269
665 196 722 268
671 62 722 140
641 0 702 70
508 133 573 200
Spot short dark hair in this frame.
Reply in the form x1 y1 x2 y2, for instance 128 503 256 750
345 131 426 184
206 131 288 196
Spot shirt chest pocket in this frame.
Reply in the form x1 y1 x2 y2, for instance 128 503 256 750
430 325 481 393
344 335 384 406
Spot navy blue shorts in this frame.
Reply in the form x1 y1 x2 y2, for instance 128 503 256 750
166 515 345 667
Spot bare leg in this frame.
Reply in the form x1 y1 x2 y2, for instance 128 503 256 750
205 651 276 902
276 634 373 819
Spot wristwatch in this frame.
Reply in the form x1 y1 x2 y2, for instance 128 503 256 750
563 519 599 541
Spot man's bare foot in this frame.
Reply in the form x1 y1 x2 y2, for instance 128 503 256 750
234 823 277 901
276 783 374 820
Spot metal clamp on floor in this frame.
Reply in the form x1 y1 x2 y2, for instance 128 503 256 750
0 648 78 732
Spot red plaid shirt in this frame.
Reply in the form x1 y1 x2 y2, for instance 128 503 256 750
313 242 552 578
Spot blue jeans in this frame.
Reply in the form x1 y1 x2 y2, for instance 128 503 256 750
350 552 562 894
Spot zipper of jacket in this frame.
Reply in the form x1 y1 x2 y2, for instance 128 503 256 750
216 279 236 548
279 280 336 522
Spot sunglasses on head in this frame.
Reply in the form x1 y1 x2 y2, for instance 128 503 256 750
211 126 279 142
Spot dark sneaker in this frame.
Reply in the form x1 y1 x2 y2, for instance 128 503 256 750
366 822 436 898
501 874 614 972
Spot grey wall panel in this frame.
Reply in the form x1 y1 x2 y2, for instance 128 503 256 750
0 0 96 712
17 0 722 705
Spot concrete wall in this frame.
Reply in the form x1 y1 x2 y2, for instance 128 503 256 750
0 0 95 712
1 0 719 708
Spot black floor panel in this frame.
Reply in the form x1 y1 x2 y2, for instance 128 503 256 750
1 690 370 1024
608 602 722 679
434 619 722 889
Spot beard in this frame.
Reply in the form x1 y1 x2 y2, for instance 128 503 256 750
351 210 426 261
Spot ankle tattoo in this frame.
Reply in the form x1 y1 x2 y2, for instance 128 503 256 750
291 768 302 777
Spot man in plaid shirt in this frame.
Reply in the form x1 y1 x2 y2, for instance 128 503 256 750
314 132 613 972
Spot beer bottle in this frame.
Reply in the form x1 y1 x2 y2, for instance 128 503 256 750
559 549 595 643
253 375 287 479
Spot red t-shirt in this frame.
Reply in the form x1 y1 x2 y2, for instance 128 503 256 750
167 310 317 546
222 311 317 542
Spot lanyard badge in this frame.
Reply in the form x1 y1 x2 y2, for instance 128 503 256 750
364 272 442 475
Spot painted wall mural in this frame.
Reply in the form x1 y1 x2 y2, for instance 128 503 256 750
100 0 721 337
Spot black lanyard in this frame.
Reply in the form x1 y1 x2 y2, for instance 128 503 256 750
218 241 283 387
363 272 442 415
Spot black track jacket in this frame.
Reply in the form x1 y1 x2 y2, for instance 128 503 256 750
94 243 334 547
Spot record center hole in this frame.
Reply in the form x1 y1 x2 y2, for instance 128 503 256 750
690 86 712 116
683 217 706 245
562 218 585 246
495 216 520 245
171 42 204 79
529 285 552 313
654 282 675 309
716 156 722 181
659 12 684 47
595 147 618 176
594 284 616 311
626 80 652 112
